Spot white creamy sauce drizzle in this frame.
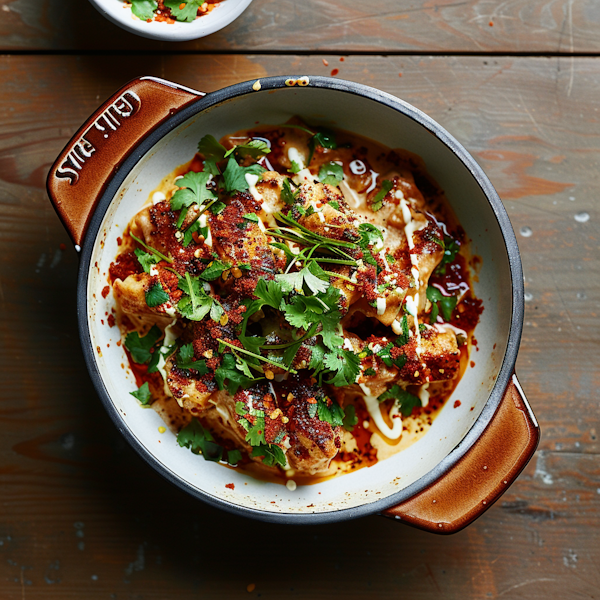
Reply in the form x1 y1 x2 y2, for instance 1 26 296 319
157 319 179 400
343 338 355 351
199 213 212 247
152 191 166 205
404 293 421 354
399 198 430 355
418 382 430 408
293 168 315 185
288 147 305 170
349 160 366 175
338 179 364 209
359 384 403 440
366 170 379 194
378 249 391 271
245 173 263 203
434 322 468 338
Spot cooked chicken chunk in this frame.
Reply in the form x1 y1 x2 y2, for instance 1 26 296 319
280 377 343 475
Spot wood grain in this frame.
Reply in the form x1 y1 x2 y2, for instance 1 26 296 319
1 54 599 598
2 0 600 53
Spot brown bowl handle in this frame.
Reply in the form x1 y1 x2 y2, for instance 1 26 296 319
46 76 203 247
382 373 540 533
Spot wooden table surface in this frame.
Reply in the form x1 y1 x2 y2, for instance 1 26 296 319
1 1 599 598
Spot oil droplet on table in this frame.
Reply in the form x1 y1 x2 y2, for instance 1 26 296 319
574 212 590 223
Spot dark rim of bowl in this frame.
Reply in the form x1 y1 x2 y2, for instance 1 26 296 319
77 75 524 525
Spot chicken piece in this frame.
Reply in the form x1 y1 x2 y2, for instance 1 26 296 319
208 381 290 469
163 353 217 414
293 181 360 243
209 191 277 295
129 200 177 257
255 171 287 215
280 377 343 475
233 381 288 448
113 271 179 320
356 328 460 391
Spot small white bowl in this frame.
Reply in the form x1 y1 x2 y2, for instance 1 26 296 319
89 0 253 41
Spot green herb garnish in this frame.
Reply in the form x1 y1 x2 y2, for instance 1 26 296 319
130 382 152 405
145 282 170 308
177 418 223 462
378 385 422 416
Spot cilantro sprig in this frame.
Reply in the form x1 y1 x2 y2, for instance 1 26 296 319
434 235 461 275
318 162 344 186
427 285 457 323
130 382 152 406
170 171 217 228
124 325 163 364
378 385 422 416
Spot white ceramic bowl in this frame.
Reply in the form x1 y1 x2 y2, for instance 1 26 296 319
89 0 253 41
47 76 539 531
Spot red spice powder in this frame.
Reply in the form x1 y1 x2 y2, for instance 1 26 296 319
225 483 235 490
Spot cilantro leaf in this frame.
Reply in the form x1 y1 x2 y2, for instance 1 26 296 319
284 295 326 329
243 212 259 223
214 353 255 395
224 139 271 161
359 222 384 250
177 273 213 321
245 412 266 446
434 235 461 275
318 162 344 186
289 160 301 174
308 129 337 164
342 404 358 431
316 398 345 427
130 0 157 20
134 248 159 274
371 180 393 211
145 282 169 308
239 335 266 355
426 285 457 322
130 382 152 405
163 0 205 22
197 134 226 161
175 343 209 374
325 350 361 387
124 325 163 364
308 342 326 371
395 315 410 346
251 444 286 468
426 286 443 303
378 385 422 416
200 260 231 281
254 278 284 311
222 158 266 193
376 342 395 367
227 449 242 466
276 262 329 295
430 301 440 324
177 419 223 462
170 171 217 227
281 178 298 205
